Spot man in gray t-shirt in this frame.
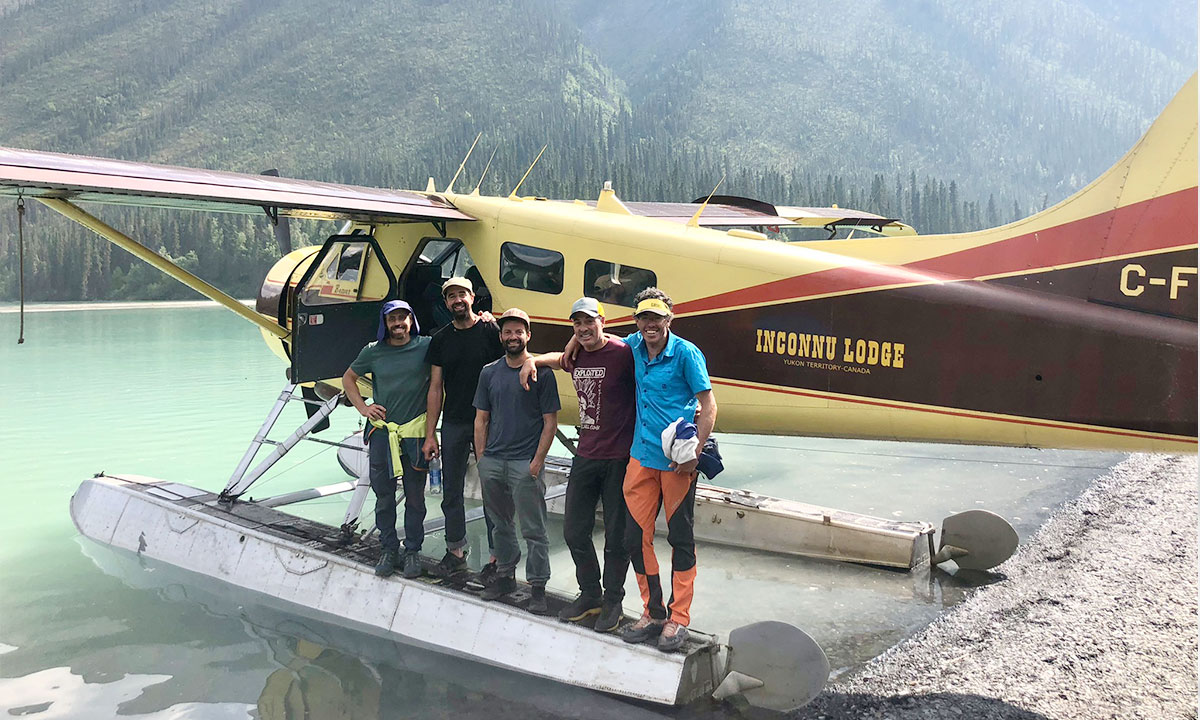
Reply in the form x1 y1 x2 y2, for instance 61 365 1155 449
473 308 560 614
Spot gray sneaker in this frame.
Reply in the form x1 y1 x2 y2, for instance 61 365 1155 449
375 549 399 578
657 620 689 652
620 613 664 644
593 600 624 633
402 551 422 579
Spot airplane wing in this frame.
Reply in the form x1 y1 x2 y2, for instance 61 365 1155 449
581 199 794 227
776 205 899 227
775 205 914 236
0 147 475 224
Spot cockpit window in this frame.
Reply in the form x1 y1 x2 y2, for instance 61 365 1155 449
499 242 563 295
583 259 657 308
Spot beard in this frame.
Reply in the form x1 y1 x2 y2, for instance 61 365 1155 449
504 338 527 357
450 301 471 319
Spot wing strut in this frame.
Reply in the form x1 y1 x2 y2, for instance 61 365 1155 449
37 198 289 339
16 195 26 344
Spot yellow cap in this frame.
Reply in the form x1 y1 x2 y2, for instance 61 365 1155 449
634 298 671 317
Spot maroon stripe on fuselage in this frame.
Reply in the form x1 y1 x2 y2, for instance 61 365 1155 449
672 188 1197 316
907 188 1196 277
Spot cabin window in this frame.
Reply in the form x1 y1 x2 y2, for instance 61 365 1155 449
301 241 386 306
583 259 657 308
499 242 563 295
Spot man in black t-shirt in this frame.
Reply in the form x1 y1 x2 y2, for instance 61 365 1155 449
425 276 504 575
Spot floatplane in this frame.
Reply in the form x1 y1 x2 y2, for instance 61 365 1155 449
2 75 1195 712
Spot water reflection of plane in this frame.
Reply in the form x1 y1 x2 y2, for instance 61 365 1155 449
79 539 676 720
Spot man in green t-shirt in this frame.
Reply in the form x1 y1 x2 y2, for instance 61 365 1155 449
343 300 433 579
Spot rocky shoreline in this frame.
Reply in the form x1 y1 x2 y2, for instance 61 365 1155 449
798 453 1198 720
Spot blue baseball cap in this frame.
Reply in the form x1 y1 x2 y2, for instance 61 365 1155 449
377 300 419 341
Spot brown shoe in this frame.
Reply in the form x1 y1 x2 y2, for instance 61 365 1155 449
620 613 664 644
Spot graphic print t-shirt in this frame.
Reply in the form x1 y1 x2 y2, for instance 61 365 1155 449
573 339 636 460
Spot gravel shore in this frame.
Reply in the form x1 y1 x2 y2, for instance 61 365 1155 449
797 453 1198 720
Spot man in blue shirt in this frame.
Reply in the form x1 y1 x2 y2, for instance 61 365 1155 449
620 288 717 652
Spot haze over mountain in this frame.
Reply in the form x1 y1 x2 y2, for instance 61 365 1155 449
0 0 1194 300
2 0 1193 198
569 0 1194 199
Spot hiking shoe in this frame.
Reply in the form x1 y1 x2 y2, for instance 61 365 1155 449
620 613 664 644
593 600 623 633
437 548 469 575
477 559 498 584
479 574 516 601
528 585 551 615
557 594 602 623
402 551 422 579
375 549 399 578
657 620 689 652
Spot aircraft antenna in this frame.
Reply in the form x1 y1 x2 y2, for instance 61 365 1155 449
445 132 482 194
687 173 726 228
472 146 500 195
509 144 548 199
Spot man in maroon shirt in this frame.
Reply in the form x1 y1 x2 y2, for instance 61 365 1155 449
527 297 635 632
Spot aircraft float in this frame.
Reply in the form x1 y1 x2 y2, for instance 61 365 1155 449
1 75 1194 712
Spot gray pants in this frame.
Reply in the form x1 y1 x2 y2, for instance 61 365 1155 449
477 454 550 586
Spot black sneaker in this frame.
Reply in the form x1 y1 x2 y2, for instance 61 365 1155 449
527 585 551 615
557 594 602 623
593 600 623 633
402 551 422 579
620 613 665 644
479 574 516 601
477 559 498 584
437 548 469 575
375 549 399 578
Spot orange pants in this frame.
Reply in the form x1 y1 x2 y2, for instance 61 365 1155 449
623 457 698 626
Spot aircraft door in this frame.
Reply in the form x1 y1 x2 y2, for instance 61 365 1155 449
290 234 397 384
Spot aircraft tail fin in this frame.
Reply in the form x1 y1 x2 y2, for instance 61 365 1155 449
909 75 1197 322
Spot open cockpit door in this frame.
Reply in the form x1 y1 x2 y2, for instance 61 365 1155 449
290 234 397 384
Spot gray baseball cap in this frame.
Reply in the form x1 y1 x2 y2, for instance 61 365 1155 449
569 297 605 319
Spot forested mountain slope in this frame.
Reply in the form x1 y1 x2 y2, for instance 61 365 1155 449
0 0 1193 301
0 0 623 178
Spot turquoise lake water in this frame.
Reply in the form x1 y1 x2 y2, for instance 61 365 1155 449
0 304 1125 719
